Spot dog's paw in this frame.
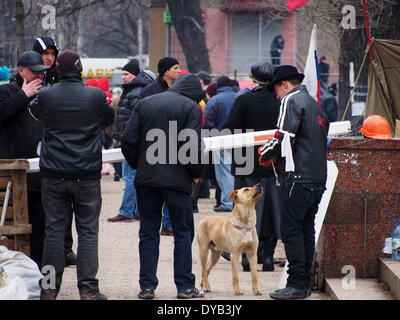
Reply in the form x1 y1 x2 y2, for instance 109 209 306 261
253 290 262 296
234 290 244 296
201 283 211 292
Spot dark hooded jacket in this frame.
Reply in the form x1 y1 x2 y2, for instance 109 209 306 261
139 76 169 99
121 74 204 194
32 36 59 86
0 73 43 190
115 71 155 144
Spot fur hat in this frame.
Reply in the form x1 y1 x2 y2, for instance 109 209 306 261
249 61 275 84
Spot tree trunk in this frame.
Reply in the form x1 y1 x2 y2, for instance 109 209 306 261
167 0 211 73
15 0 25 56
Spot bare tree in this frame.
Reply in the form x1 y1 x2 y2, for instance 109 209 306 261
167 0 211 73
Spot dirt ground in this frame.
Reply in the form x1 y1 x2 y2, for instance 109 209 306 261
57 172 330 300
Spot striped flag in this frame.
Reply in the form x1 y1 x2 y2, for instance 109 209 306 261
286 0 310 12
302 24 321 104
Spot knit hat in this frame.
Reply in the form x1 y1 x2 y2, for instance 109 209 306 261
216 75 231 88
56 50 83 75
205 82 217 97
122 60 140 76
157 57 179 76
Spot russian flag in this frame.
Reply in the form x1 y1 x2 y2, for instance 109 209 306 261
286 0 310 12
302 24 321 104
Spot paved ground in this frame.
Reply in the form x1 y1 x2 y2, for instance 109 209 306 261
57 172 330 300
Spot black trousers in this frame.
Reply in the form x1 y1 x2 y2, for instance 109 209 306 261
27 191 45 269
281 182 325 291
40 177 102 295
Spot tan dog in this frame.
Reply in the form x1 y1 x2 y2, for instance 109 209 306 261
196 183 263 296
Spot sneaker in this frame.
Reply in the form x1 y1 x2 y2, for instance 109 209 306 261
65 251 77 267
177 288 205 299
269 287 309 300
213 205 231 213
138 288 155 299
160 227 173 236
107 214 133 222
80 291 108 300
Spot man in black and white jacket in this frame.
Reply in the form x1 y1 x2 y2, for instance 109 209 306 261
260 65 329 300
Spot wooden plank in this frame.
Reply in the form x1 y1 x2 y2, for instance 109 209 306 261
10 171 28 224
0 159 29 171
395 119 400 138
1 206 14 220
0 224 32 235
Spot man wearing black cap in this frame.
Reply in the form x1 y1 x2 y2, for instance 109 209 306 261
0 50 47 269
259 65 329 299
223 61 281 273
29 50 114 300
107 59 155 222
33 36 59 86
139 56 180 99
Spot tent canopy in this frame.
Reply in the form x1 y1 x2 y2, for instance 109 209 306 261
365 39 400 133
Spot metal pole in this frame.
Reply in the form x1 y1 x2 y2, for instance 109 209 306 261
166 3 170 56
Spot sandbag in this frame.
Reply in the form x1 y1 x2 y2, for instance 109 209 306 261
0 246 43 300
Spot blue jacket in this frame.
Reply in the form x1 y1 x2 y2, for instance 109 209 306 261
204 86 236 131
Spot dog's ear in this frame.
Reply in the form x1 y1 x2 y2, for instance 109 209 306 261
229 190 238 202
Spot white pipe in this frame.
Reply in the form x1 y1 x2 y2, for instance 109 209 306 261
0 181 12 227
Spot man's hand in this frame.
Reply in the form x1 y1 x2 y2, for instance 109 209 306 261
22 78 43 98
193 178 199 184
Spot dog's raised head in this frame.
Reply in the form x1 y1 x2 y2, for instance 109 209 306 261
229 183 263 205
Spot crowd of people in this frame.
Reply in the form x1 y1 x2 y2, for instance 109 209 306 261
0 34 332 300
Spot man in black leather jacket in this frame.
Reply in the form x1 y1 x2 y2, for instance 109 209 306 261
260 65 329 300
30 50 114 300
121 73 205 299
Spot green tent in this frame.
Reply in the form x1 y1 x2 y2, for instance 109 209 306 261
365 39 400 133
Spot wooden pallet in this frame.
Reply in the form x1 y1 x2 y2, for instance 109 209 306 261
0 159 31 256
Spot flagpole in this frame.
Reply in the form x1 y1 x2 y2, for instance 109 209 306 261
362 0 373 62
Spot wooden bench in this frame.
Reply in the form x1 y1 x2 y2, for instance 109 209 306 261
0 159 31 256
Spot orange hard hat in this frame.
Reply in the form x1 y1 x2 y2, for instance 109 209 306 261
359 115 392 140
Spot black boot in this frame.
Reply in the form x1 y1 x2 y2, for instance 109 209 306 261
257 240 264 264
242 253 250 272
262 256 274 271
262 237 277 271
